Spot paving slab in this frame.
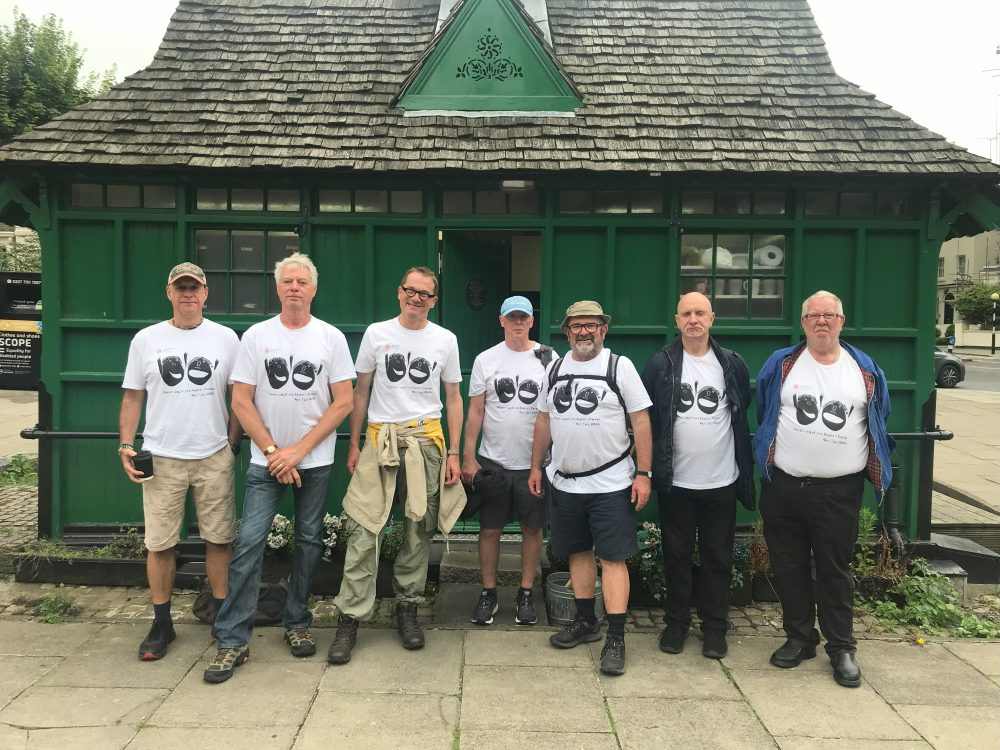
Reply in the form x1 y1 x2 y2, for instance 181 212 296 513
895 704 1000 750
732 670 920 740
149 660 324 728
861 641 1000 706
0 622 101 656
124 726 297 749
588 633 739 700
294 692 459 749
464 628 595 668
941 640 1000 676
459 730 619 749
0 725 137 749
318 628 463 695
0 686 167 728
36 624 210 690
608 696 777 750
719 635 795 671
776 739 930 750
0 656 60 710
433 582 543 627
461 665 608 733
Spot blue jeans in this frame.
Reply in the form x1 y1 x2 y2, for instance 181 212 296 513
213 463 332 648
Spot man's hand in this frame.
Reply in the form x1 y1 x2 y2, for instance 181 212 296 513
461 454 481 485
631 475 651 511
528 467 545 498
276 467 302 488
266 444 306 478
444 454 461 486
346 444 361 475
119 448 145 484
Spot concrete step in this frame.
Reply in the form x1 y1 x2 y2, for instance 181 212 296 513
438 548 541 586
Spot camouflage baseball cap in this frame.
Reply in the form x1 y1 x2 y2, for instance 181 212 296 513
167 262 207 285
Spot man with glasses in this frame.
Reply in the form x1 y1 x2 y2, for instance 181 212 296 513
754 290 894 688
205 252 356 683
462 295 553 627
119 262 242 661
328 266 466 664
529 300 652 676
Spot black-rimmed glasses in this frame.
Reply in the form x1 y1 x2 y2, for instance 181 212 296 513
803 312 842 321
566 322 602 333
400 286 436 300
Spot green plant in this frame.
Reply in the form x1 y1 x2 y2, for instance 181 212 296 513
0 454 38 486
626 522 665 602
748 519 770 575
852 508 907 602
91 526 146 559
33 592 80 623
380 519 405 562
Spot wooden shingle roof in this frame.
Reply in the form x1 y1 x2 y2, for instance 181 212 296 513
1 0 996 176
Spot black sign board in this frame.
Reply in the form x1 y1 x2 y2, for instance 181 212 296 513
0 272 41 390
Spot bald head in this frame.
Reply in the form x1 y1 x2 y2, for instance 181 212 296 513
675 292 715 354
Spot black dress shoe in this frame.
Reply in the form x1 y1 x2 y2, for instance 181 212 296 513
769 640 817 668
830 651 862 687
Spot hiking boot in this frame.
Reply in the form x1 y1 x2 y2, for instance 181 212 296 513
470 590 499 626
283 628 316 657
396 601 425 650
702 630 728 659
514 589 537 625
550 617 602 649
203 645 250 684
600 635 626 676
327 615 360 665
658 624 687 654
138 620 176 661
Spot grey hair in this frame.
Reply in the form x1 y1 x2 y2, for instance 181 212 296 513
801 290 843 317
274 252 318 286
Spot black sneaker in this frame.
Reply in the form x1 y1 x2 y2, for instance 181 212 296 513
470 590 499 626
658 624 687 654
600 635 626 676
203 645 250 684
702 630 728 659
550 617 602 649
514 590 537 625
138 620 176 661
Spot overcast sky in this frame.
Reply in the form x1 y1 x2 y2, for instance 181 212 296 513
2 0 998 162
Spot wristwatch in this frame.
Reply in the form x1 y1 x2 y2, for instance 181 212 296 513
447 448 460 456
636 470 653 479
263 444 277 456
117 443 133 455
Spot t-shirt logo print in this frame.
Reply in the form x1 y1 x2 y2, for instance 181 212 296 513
265 356 323 390
157 353 219 387
554 381 606 414
793 393 853 432
495 376 540 405
677 381 721 414
385 352 437 384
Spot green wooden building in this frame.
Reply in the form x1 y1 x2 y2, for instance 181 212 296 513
1 0 998 545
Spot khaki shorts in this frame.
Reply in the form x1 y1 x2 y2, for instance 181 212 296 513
142 446 236 551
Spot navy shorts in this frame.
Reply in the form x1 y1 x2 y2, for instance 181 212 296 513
476 456 546 530
548 485 638 561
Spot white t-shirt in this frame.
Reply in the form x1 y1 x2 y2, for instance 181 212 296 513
355 318 462 423
540 348 652 493
233 316 356 468
122 320 238 460
774 348 869 478
672 349 738 489
469 342 554 470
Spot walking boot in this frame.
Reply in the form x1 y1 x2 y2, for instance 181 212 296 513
396 601 425 650
327 615 360 665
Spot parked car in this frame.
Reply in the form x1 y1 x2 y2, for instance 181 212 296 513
934 348 965 388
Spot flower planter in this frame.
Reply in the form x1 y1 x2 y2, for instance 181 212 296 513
627 566 663 607
751 574 780 602
260 556 396 598
545 572 605 626
729 575 753 606
13 555 149 587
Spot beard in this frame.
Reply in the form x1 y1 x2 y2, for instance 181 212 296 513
571 339 600 360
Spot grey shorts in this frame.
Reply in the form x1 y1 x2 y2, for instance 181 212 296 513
476 456 546 530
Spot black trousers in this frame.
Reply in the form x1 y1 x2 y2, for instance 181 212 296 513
657 482 737 634
760 469 864 655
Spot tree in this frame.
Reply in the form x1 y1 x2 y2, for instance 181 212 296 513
0 230 41 272
953 283 1000 328
0 8 116 144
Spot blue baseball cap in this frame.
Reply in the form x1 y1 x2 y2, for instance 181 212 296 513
500 295 533 316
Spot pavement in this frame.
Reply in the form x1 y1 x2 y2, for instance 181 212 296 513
0 389 998 748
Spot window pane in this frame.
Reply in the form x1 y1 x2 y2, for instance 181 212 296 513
267 189 300 212
232 275 266 313
717 191 751 215
442 191 473 215
680 277 712 295
354 190 388 213
267 232 299 270
752 234 785 272
204 273 228 313
681 191 713 215
680 234 713 268
716 234 750 270
876 192 911 217
269 284 281 314
751 279 783 318
594 191 627 214
231 188 264 211
630 191 662 214
197 188 228 211
840 192 873 216
107 185 140 208
232 231 266 271
196 230 229 270
475 191 506 214
804 192 837 216
716 278 748 317
70 184 102 207
753 191 786 215
508 190 538 214
391 190 423 214
143 185 176 209
558 191 591 214
318 189 352 212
